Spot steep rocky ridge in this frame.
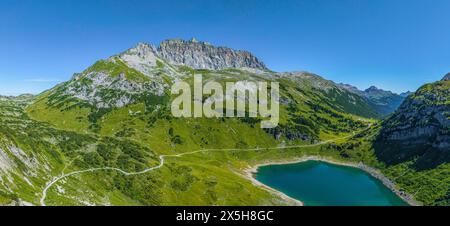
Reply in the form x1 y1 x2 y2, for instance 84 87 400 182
157 39 267 70
375 77 450 169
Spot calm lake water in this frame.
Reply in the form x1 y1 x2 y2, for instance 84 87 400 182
256 160 408 206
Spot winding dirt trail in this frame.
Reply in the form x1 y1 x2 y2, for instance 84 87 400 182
40 135 352 206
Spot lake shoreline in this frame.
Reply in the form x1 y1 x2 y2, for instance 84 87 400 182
241 168 304 206
243 156 422 206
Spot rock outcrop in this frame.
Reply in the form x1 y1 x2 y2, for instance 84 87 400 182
375 79 450 169
442 72 450 81
157 39 267 70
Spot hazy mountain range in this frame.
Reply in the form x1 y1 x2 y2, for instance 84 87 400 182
337 83 410 117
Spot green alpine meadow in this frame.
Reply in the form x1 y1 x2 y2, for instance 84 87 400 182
0 39 448 206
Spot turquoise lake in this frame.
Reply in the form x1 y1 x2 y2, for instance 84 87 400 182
255 160 408 206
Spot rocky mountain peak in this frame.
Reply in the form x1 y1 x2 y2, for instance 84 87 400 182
365 86 381 92
365 86 397 96
337 83 365 96
104 39 268 71
118 42 158 68
442 72 450 81
156 39 267 70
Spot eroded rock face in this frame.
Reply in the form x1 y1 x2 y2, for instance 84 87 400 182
376 80 450 168
118 43 158 72
156 39 267 70
119 39 268 71
0 144 39 175
63 72 167 108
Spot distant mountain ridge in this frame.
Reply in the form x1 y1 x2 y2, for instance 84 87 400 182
338 83 406 117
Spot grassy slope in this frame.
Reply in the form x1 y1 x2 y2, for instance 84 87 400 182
11 89 448 206
2 109 284 205
13 62 447 206
2 96 289 205
19 64 379 205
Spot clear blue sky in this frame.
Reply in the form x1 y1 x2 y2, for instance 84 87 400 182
1 0 449 95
